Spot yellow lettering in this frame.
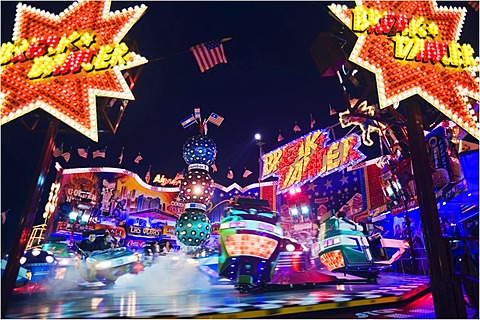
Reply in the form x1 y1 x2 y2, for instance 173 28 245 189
303 131 320 157
351 6 382 33
27 53 68 79
263 149 282 176
326 141 341 171
0 42 15 65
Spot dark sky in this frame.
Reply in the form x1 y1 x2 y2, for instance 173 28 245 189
1 1 479 219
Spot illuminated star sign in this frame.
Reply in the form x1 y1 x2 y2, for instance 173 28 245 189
0 0 148 141
339 99 386 146
329 1 480 140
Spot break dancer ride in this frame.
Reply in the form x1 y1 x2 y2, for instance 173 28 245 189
75 230 140 286
218 198 334 293
318 213 408 283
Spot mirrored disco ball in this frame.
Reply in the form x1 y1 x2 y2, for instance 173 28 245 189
179 169 214 204
182 135 217 165
175 210 211 246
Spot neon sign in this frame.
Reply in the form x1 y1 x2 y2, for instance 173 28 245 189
329 1 479 140
0 0 148 141
261 129 366 193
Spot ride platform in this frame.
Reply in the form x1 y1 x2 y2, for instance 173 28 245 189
5 272 431 319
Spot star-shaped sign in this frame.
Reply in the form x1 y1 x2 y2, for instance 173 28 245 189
329 1 479 140
0 0 148 141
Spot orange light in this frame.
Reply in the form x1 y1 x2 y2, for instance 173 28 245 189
319 250 345 271
225 234 278 259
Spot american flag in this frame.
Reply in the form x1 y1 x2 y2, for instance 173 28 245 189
77 147 89 158
134 154 143 164
207 112 224 126
194 108 201 119
191 39 228 73
181 114 196 129
92 148 106 158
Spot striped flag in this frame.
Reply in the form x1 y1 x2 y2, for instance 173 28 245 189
468 0 479 11
207 112 224 126
194 108 201 119
61 149 71 162
174 170 185 180
243 168 253 178
227 169 234 180
191 39 228 73
278 130 284 142
329 104 337 116
293 122 301 132
77 147 89 158
53 143 63 157
134 154 143 164
211 163 218 172
145 165 151 184
310 113 316 129
119 147 124 164
93 148 107 158
181 114 196 129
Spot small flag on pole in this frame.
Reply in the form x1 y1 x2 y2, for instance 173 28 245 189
293 122 301 132
174 170 185 181
243 168 253 178
190 39 228 73
145 165 151 184
203 119 209 135
310 113 316 129
61 148 72 162
77 147 89 159
329 104 337 116
207 112 224 126
134 153 143 164
277 130 284 142
53 143 63 157
119 147 124 164
211 163 218 172
227 169 234 180
194 108 201 119
93 148 107 158
181 114 197 129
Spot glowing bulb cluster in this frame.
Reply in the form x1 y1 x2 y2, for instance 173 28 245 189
178 169 215 203
174 209 211 246
182 135 217 165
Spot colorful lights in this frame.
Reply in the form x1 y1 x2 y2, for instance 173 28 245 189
319 249 345 271
339 99 386 147
262 129 366 193
224 234 278 259
329 1 480 140
0 0 148 141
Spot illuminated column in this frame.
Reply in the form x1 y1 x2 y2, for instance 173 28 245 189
175 135 217 246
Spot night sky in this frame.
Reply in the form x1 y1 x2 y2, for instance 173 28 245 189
1 1 479 235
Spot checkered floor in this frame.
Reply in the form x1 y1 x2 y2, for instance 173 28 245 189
6 273 431 319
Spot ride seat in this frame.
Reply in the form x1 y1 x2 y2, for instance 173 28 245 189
367 234 388 261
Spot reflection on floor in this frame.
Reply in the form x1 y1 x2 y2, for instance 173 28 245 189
5 272 431 319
